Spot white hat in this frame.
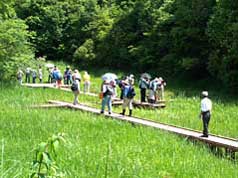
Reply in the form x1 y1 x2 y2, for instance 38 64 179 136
158 77 163 81
202 91 208 97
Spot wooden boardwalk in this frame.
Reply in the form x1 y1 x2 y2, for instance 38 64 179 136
46 100 238 156
112 100 165 108
23 83 165 108
22 83 98 97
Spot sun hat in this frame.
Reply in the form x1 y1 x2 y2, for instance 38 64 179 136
202 91 208 97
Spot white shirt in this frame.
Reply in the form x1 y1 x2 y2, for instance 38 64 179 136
201 97 212 112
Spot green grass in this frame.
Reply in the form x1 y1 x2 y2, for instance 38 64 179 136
0 81 238 177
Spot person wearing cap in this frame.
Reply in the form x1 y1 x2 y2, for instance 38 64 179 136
148 78 159 103
100 80 115 114
71 75 80 105
157 77 166 101
72 69 81 91
17 69 24 85
200 91 212 137
121 79 136 116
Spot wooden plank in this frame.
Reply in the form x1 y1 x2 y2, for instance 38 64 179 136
31 103 68 108
23 84 165 108
48 100 238 152
112 100 165 108
112 100 166 108
22 83 98 96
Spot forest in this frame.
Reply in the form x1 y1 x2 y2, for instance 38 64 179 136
1 0 238 91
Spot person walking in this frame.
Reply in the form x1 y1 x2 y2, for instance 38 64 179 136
121 79 136 116
71 75 80 105
72 70 81 91
100 80 115 114
83 71 90 93
200 91 212 137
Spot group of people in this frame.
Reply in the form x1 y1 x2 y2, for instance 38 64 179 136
98 74 136 116
18 67 212 137
139 76 166 103
17 66 43 85
48 66 91 92
17 65 91 93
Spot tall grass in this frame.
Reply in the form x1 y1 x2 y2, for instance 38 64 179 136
0 82 238 177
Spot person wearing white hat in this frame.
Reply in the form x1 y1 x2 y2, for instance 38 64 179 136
121 79 136 116
157 77 166 101
100 80 115 114
200 91 212 137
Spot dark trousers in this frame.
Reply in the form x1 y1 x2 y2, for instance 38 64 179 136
25 74 30 83
32 77 36 83
202 111 211 136
140 88 146 102
120 89 124 100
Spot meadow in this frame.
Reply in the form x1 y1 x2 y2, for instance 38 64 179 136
0 67 238 177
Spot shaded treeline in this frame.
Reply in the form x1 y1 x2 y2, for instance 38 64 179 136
1 0 238 91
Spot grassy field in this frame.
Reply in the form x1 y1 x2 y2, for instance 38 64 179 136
0 73 238 177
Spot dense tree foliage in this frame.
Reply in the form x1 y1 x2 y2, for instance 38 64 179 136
207 0 238 90
1 0 238 90
0 0 33 79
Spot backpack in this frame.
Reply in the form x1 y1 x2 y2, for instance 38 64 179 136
126 86 136 99
104 86 113 96
71 81 78 91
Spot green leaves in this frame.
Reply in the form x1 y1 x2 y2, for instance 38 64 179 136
30 133 66 178
0 18 33 80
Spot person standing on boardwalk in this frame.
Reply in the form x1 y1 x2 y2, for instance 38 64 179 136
71 75 80 105
139 77 149 102
200 91 212 137
72 70 81 91
38 66 43 83
25 67 31 83
32 69 37 83
100 80 115 114
64 66 72 85
17 69 24 85
121 79 136 116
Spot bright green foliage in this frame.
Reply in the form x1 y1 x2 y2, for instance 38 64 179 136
0 0 16 20
10 0 238 90
30 133 66 177
73 39 95 66
0 1 33 80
